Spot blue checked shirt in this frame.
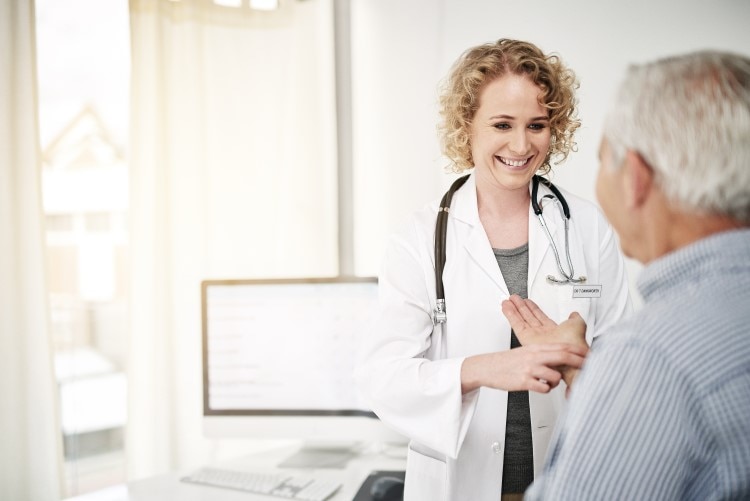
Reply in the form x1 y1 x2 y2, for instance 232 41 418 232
525 229 750 500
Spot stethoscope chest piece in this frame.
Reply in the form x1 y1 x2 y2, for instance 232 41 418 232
547 274 586 284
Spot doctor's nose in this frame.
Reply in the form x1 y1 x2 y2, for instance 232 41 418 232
509 130 530 155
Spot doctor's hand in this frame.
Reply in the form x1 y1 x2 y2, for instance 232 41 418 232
460 343 588 395
501 294 589 391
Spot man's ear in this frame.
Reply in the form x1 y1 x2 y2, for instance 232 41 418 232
623 150 654 209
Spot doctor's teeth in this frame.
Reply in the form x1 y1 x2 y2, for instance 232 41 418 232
500 157 529 167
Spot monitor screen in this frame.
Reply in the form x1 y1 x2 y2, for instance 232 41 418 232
201 277 405 446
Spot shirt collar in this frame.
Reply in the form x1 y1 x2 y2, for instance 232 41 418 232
637 228 750 301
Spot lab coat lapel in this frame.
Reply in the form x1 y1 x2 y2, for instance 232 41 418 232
528 181 561 287
452 174 508 295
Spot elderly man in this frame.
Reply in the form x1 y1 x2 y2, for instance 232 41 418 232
502 50 750 500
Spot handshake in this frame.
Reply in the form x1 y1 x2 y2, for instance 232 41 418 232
501 294 589 393
461 294 590 395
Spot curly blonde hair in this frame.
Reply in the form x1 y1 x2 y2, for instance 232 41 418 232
438 39 580 173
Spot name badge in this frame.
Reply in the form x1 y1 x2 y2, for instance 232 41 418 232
573 284 602 298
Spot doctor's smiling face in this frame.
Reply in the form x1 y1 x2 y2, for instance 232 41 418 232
470 74 551 193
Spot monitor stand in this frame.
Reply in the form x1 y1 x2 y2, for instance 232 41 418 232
277 442 358 469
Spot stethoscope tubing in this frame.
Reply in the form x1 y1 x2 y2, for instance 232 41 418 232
433 174 469 323
433 174 584 324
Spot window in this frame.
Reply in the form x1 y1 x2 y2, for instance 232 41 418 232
37 0 341 492
35 0 130 495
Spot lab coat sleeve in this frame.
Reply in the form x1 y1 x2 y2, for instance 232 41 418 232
590 208 633 340
354 221 477 459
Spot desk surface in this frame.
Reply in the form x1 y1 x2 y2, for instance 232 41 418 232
65 442 407 501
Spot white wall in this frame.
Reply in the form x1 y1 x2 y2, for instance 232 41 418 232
351 0 750 298
351 0 446 276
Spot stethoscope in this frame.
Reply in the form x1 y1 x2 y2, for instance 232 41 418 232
433 174 586 324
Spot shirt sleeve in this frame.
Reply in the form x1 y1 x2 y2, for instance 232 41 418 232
525 335 701 500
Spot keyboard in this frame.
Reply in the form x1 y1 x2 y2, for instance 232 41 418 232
181 467 342 501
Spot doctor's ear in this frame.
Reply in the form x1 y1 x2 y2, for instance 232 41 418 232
623 150 655 210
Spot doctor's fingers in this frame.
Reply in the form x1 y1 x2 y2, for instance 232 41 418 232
532 347 587 371
509 295 556 328
526 378 555 394
530 365 563 388
500 296 545 332
501 299 529 331
524 367 563 393
529 342 589 358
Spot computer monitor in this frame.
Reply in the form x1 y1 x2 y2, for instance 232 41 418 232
201 277 406 467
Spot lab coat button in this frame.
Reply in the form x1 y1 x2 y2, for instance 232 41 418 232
491 442 502 454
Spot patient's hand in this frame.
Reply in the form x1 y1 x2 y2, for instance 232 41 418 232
501 294 589 390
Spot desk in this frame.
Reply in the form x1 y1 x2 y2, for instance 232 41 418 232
64 442 407 501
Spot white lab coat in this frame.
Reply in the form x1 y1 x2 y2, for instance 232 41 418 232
355 173 632 501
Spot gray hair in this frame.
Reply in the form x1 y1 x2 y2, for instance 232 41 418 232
603 50 750 223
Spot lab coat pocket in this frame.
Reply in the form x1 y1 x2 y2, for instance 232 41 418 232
403 444 447 501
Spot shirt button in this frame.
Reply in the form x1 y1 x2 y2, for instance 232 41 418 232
491 442 503 454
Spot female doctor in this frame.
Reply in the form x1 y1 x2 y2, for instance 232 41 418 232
355 39 632 501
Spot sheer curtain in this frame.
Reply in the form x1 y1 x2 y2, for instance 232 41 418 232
0 0 64 499
127 0 337 479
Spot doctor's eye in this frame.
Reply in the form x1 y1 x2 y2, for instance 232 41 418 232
528 123 548 131
492 122 511 130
